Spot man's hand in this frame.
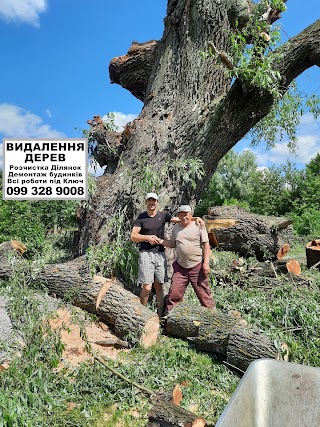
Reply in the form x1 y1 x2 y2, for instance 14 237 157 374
147 235 161 245
195 217 205 229
202 262 210 275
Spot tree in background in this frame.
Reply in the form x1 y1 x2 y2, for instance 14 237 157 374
0 170 78 256
248 161 304 216
195 150 257 215
290 153 320 235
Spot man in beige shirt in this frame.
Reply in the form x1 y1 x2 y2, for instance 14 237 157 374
159 205 215 312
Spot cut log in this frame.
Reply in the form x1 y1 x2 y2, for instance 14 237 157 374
306 239 320 270
32 257 159 347
277 243 290 259
165 303 277 371
246 259 302 277
215 270 310 289
227 329 278 373
0 240 26 280
148 399 206 427
205 206 293 261
171 384 182 406
285 259 301 276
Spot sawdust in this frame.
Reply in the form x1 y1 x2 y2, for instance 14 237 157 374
49 308 128 368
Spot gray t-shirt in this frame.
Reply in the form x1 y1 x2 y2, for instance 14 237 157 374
170 222 209 268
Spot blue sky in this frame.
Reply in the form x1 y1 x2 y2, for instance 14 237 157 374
0 0 319 174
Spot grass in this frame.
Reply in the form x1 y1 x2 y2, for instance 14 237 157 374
0 234 320 426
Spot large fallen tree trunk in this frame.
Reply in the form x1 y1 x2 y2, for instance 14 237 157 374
205 206 293 261
165 303 278 373
0 241 279 371
31 256 159 347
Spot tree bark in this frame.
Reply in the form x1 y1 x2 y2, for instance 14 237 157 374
148 399 207 427
165 303 277 371
32 257 159 347
205 206 293 261
74 1 320 256
0 240 26 280
227 329 277 373
0 241 280 371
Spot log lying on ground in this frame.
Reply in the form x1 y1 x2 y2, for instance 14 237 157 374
96 355 209 427
215 271 310 289
205 206 293 261
148 399 207 427
0 240 26 280
214 258 309 289
165 303 277 372
238 259 302 277
0 241 278 369
31 256 159 347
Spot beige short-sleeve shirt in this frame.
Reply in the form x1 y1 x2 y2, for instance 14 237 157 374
170 222 209 269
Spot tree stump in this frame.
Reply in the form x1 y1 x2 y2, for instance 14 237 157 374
306 239 320 270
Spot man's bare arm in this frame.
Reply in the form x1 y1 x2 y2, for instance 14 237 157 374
158 238 175 248
130 226 160 245
202 241 211 275
170 216 205 227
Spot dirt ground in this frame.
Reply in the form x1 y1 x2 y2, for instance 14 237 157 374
49 308 127 367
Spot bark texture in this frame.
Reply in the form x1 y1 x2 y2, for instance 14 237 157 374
73 2 320 256
0 240 26 280
32 257 159 347
165 303 277 371
205 206 293 260
0 241 280 371
148 399 207 427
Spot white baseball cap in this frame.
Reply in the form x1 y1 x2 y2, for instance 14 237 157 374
145 192 159 200
177 205 192 213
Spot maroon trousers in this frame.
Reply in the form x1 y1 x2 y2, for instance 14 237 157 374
166 261 215 312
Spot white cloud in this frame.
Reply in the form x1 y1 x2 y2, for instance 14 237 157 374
238 115 320 168
103 112 138 130
0 103 65 138
0 0 47 27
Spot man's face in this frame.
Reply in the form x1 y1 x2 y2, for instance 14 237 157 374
146 198 159 211
178 211 192 226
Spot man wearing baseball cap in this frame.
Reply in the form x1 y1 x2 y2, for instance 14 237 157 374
131 194 204 316
159 205 215 312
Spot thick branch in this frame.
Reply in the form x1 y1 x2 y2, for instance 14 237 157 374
87 115 138 172
203 20 320 175
109 40 158 101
